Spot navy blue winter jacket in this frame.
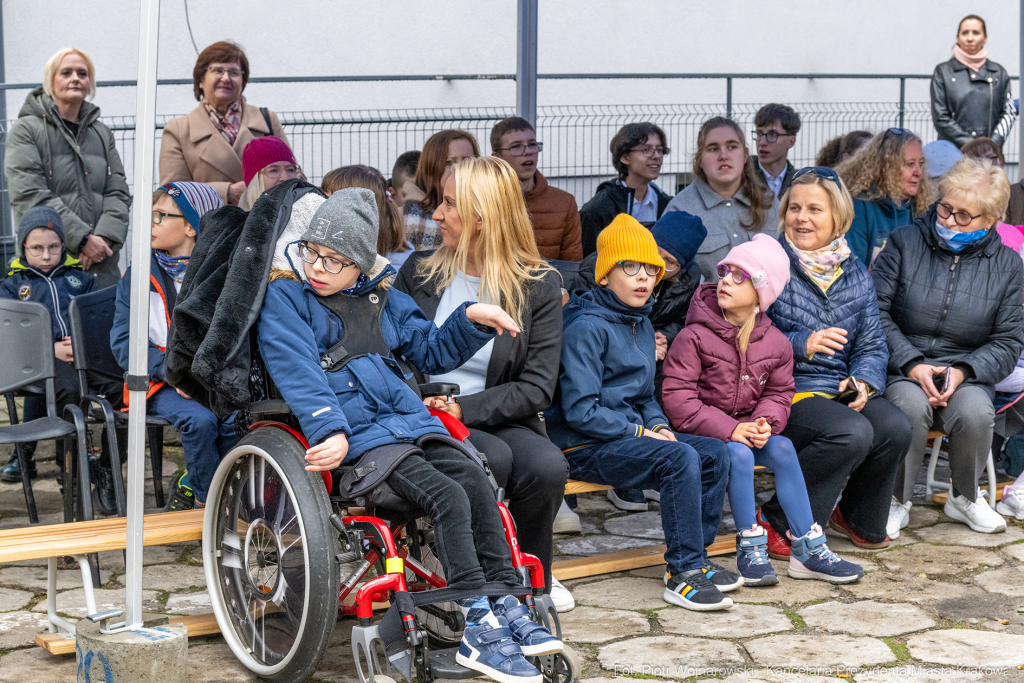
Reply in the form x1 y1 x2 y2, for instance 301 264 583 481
111 255 176 383
256 264 495 458
545 286 670 449
767 237 889 395
0 256 95 341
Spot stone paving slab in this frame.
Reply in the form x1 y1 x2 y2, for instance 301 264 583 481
878 543 1004 575
136 563 207 593
571 577 666 611
907 628 1024 667
1003 542 1024 562
906 504 942 528
556 535 660 556
30 587 162 618
658 602 793 637
186 641 260 682
0 586 32 612
603 511 665 540
0 610 51 650
164 590 212 615
842 571 968 604
851 669 984 682
798 600 936 636
558 605 650 643
0 565 106 591
0 646 78 683
719 672 831 683
974 565 1024 597
598 635 746 678
930 589 1023 624
824 527 916 553
914 523 1024 547
744 633 896 668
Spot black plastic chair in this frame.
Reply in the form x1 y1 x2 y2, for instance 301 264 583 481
0 300 91 529
66 287 170 508
68 288 128 517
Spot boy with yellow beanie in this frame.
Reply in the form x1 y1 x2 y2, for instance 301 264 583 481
545 214 737 612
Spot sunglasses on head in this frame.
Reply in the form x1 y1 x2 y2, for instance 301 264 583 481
881 127 912 143
793 166 841 187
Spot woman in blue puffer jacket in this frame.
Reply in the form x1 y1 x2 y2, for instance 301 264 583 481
759 167 912 561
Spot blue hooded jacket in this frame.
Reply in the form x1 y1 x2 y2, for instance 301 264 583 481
256 263 495 458
767 237 889 395
846 193 915 267
545 286 670 450
0 257 95 341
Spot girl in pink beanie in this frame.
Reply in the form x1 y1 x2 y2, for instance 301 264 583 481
239 135 299 210
662 234 863 586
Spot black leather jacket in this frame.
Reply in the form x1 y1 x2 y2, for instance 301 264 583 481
930 57 1015 147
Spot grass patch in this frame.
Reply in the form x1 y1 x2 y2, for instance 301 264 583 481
882 637 912 661
782 609 806 629
624 674 661 680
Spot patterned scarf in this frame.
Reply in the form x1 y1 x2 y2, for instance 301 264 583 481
786 235 852 291
155 251 190 283
341 273 367 296
936 221 990 252
203 96 244 146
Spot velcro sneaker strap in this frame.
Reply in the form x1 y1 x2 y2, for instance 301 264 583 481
478 627 514 644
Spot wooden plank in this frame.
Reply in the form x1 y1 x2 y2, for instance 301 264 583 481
564 480 612 495
36 614 222 656
931 481 1008 505
36 632 74 655
552 534 736 581
0 510 204 564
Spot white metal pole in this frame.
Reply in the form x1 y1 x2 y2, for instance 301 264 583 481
125 0 161 630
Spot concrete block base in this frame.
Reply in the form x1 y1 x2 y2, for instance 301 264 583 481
76 614 187 683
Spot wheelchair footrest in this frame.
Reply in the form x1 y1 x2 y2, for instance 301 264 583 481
427 647 477 680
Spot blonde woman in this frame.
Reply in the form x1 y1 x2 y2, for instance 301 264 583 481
874 157 1022 534
4 47 130 287
393 156 573 611
836 128 933 268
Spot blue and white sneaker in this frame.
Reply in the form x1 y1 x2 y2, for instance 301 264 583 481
665 561 743 592
736 526 778 586
663 568 732 611
492 596 563 656
456 614 542 683
788 524 864 584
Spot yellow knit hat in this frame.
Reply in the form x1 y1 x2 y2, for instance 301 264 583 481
595 214 666 284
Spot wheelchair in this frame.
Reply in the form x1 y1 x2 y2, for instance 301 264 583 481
201 368 578 683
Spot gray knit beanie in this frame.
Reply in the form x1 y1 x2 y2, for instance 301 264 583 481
301 187 379 273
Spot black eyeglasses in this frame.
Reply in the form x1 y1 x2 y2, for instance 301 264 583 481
152 210 186 224
630 145 670 158
753 130 793 143
497 142 543 156
936 201 984 227
619 261 661 277
298 243 356 274
794 166 842 187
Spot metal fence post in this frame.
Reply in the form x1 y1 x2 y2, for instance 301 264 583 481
726 77 733 119
516 0 538 126
1019 0 1024 170
899 77 906 129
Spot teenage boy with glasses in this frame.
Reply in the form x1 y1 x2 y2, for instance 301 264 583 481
491 117 582 261
580 122 673 256
752 104 801 199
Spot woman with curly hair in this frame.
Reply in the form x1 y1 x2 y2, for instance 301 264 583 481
837 128 933 268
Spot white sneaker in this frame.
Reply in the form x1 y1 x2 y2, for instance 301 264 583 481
886 497 912 539
643 490 660 503
996 487 1024 520
552 499 581 535
944 489 1007 534
549 576 575 612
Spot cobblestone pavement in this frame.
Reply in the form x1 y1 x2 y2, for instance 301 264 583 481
3 424 1024 682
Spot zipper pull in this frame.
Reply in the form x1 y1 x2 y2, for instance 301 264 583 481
632 322 637 335
950 255 959 272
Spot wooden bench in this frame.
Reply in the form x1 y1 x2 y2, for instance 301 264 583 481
925 430 1001 507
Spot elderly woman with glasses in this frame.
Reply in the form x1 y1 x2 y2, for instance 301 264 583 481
874 157 1023 535
837 128 933 269
759 167 913 560
159 41 289 206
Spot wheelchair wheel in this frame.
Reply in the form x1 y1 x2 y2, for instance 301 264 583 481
204 427 340 683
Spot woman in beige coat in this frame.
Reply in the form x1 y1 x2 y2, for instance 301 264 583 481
159 41 288 205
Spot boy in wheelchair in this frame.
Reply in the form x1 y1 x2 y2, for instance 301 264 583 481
257 187 562 683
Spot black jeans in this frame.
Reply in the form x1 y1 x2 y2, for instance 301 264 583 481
468 425 569 591
385 441 518 591
761 396 912 544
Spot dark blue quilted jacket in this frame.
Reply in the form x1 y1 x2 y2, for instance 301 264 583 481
767 237 889 395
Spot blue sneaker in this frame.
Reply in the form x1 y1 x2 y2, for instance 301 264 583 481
456 614 542 683
788 524 864 584
492 596 563 656
736 526 778 586
663 568 732 611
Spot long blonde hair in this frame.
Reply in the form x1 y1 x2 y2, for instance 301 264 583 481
836 130 934 217
416 156 551 328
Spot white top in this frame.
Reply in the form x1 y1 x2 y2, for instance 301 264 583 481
758 160 788 199
620 179 659 224
431 270 493 397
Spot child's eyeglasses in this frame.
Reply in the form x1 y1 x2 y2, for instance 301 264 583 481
298 243 356 274
24 244 62 256
618 261 661 277
717 264 755 284
152 210 186 224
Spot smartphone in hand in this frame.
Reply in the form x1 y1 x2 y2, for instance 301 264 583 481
836 377 861 405
932 367 950 393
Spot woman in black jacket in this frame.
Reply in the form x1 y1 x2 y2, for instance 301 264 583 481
394 156 572 610
930 15 1016 149
874 157 1023 535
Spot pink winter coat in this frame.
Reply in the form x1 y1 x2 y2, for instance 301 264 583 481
661 284 796 442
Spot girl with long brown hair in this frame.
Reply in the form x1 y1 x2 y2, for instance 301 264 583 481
403 129 479 251
322 164 411 268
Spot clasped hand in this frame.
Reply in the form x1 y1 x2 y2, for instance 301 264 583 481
731 417 771 448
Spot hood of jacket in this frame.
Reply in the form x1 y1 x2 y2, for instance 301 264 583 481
18 88 101 129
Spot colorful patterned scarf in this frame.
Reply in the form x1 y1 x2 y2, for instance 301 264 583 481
936 221 990 252
155 251 190 283
203 96 244 146
786 235 852 291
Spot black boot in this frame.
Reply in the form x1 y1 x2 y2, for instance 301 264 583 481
90 458 118 516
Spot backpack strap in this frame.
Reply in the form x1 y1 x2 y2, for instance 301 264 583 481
260 107 274 136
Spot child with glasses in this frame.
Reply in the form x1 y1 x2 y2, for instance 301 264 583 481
111 181 235 512
545 214 739 611
661 234 863 586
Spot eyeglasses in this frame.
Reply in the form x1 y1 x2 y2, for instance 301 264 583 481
619 261 661 277
753 130 793 143
262 164 300 181
497 142 543 156
717 264 756 285
298 243 356 274
936 201 984 227
630 145 669 158
662 258 681 274
24 244 62 257
794 166 842 187
152 210 186 224
208 66 243 79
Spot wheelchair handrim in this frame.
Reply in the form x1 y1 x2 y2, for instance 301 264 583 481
203 443 312 677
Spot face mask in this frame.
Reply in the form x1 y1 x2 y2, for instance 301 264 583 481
935 221 989 251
